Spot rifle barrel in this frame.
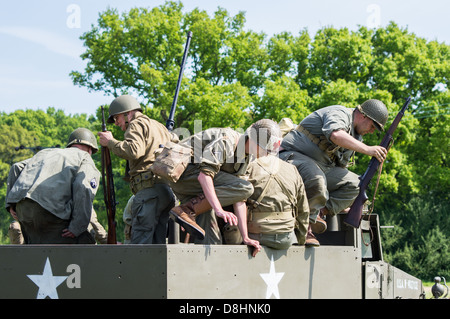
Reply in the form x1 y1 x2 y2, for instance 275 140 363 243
166 31 192 132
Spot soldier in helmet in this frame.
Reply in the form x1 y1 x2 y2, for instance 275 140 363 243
98 95 177 244
168 119 286 245
223 119 310 256
279 99 389 246
5 128 101 244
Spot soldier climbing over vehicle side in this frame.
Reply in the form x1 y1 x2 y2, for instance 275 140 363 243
167 119 286 245
223 119 310 256
279 99 389 246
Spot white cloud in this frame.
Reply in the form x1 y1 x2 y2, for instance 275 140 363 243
0 26 83 59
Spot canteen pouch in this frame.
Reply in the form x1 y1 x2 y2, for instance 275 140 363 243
150 141 192 183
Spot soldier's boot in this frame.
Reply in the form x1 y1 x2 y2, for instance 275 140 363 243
169 194 211 240
310 208 327 234
305 225 320 247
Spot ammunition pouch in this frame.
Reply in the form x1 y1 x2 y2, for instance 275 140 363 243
130 172 155 194
150 141 192 183
296 125 340 163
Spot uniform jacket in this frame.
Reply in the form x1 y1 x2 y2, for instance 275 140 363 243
181 127 250 178
107 112 173 177
282 105 363 167
5 148 100 236
246 155 309 234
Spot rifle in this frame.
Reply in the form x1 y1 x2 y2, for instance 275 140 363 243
101 105 117 244
166 31 192 132
344 96 412 228
165 31 192 245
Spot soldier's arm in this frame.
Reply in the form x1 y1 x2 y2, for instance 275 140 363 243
330 130 387 162
234 201 261 257
100 121 147 161
5 159 30 213
197 172 238 226
68 157 100 237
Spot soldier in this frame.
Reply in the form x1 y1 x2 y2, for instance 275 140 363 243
5 128 100 244
168 119 283 244
8 209 108 244
225 122 310 256
98 95 176 244
279 99 389 245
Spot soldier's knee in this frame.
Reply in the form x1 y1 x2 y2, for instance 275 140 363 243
241 181 254 199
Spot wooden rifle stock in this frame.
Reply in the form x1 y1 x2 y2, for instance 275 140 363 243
344 97 412 228
101 106 117 244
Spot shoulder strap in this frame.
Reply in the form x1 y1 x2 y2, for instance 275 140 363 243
248 169 274 210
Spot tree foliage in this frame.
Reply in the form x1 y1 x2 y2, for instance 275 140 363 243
1 1 448 280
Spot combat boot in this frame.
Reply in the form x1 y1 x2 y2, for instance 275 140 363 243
305 225 320 247
310 211 327 234
169 194 211 240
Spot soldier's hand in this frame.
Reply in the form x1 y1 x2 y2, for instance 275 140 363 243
368 145 387 162
243 238 262 257
98 131 114 147
8 207 18 220
62 229 76 238
216 210 238 226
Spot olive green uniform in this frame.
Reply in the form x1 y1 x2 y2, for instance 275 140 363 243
5 148 100 244
280 105 360 221
169 128 254 244
107 112 175 244
246 155 310 247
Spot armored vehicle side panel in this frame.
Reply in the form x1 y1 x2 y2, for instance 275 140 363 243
0 244 362 299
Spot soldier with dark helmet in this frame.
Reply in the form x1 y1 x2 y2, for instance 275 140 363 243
168 119 289 245
5 128 101 244
98 95 177 244
223 119 310 256
279 99 389 246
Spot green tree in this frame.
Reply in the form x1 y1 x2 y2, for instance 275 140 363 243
1 1 445 280
0 108 106 243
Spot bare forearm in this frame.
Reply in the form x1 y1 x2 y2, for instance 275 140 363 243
197 172 223 212
330 130 387 162
330 130 370 154
197 172 238 226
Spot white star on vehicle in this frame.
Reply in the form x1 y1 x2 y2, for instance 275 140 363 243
260 255 285 299
27 257 68 299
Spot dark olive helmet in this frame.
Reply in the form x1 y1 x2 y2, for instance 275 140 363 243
246 119 282 153
66 128 99 154
357 99 389 131
107 95 143 123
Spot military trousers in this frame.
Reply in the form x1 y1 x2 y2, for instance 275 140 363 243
170 164 254 245
130 182 175 244
279 151 360 221
16 198 95 244
249 231 297 250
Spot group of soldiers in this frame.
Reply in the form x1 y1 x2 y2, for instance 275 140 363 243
5 95 389 255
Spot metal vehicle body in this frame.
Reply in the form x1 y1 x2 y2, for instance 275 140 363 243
0 213 424 299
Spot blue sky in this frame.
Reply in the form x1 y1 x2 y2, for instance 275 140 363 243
0 0 449 116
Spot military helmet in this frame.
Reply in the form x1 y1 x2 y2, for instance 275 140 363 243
66 128 99 154
357 99 389 131
246 119 282 153
107 95 142 123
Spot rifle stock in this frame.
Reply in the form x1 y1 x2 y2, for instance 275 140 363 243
344 97 412 228
101 106 117 244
